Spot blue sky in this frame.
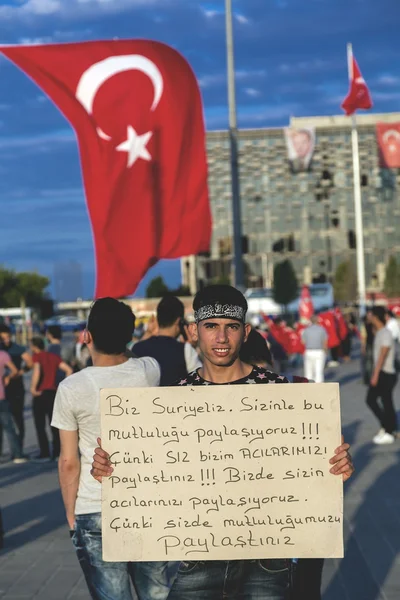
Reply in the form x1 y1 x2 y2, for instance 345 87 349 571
0 0 399 300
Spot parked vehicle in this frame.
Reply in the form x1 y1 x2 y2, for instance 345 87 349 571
246 283 334 317
44 315 86 332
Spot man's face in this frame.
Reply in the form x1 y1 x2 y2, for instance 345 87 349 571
0 332 11 346
292 131 311 159
192 318 250 367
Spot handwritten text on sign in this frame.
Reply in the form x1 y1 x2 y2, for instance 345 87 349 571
101 383 343 561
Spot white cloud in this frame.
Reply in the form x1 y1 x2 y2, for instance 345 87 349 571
374 91 400 102
202 9 219 18
245 88 261 98
278 59 334 74
0 129 74 151
199 69 267 88
378 75 400 86
0 0 165 20
18 36 54 44
235 13 250 24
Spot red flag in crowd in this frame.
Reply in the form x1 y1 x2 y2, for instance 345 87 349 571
341 54 373 116
376 123 400 168
318 311 340 349
0 41 211 297
298 285 314 321
334 307 348 341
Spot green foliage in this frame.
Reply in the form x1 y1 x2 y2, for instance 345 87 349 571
384 256 400 298
333 260 357 303
0 267 50 308
145 276 169 298
272 260 298 308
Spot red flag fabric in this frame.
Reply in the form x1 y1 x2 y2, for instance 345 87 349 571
318 311 340 349
298 285 314 321
341 56 373 116
0 41 211 298
376 123 400 168
284 326 305 355
334 308 348 341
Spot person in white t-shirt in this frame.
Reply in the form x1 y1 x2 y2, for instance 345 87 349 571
366 306 398 445
52 297 178 600
385 310 400 343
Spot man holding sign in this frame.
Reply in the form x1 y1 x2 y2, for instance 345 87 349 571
92 285 353 599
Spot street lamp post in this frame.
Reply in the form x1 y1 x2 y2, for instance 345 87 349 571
225 0 244 289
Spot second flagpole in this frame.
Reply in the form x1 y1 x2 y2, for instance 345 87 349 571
348 42 367 316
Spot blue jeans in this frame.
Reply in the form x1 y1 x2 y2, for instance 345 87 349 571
0 399 22 458
71 513 179 600
168 559 291 600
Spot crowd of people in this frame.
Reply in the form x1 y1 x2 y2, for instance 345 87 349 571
0 285 398 599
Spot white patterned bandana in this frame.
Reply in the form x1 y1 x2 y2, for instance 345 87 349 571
194 303 246 324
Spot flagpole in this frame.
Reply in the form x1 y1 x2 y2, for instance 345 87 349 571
225 0 244 289
348 42 367 316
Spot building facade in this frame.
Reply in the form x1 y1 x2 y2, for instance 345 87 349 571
182 112 400 293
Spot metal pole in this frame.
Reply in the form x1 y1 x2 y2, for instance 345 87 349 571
348 43 367 315
225 0 244 289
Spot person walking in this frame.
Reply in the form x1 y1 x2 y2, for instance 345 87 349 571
0 324 32 454
0 347 27 463
30 337 72 461
301 315 328 383
366 307 398 445
51 298 176 600
133 295 201 386
91 286 354 600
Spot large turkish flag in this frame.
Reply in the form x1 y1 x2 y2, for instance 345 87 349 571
0 40 211 297
341 56 372 116
376 123 400 168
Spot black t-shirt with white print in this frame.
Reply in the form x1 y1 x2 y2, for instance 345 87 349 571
176 365 289 386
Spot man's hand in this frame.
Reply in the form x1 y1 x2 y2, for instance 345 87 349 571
370 373 379 387
4 376 10 387
91 438 113 483
67 514 75 530
329 436 354 482
30 388 41 397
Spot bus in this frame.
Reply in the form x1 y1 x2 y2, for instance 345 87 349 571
245 283 334 317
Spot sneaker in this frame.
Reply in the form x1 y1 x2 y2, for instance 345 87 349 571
32 456 51 463
327 361 339 368
373 432 395 445
12 457 29 464
373 428 385 443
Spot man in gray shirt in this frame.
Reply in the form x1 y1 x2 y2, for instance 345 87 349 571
367 306 397 445
301 315 328 383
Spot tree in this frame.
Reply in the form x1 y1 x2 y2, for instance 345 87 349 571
0 267 50 308
384 256 400 298
333 260 357 303
272 260 298 311
145 276 169 298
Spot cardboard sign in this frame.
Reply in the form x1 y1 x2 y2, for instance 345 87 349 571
100 383 343 561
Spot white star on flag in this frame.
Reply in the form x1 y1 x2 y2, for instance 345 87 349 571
116 126 152 167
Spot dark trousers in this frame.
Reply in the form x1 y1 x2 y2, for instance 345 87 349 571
366 372 398 434
6 383 25 447
0 381 25 454
33 390 60 458
291 559 324 600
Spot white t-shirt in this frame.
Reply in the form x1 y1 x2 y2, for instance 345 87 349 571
386 318 400 343
184 342 202 373
373 328 395 375
52 357 160 515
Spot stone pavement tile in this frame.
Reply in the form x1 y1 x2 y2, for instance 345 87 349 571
32 567 86 600
2 554 68 598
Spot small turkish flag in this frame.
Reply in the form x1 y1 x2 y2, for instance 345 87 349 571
341 56 373 116
298 285 314 321
376 122 400 168
318 311 340 349
0 40 211 298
